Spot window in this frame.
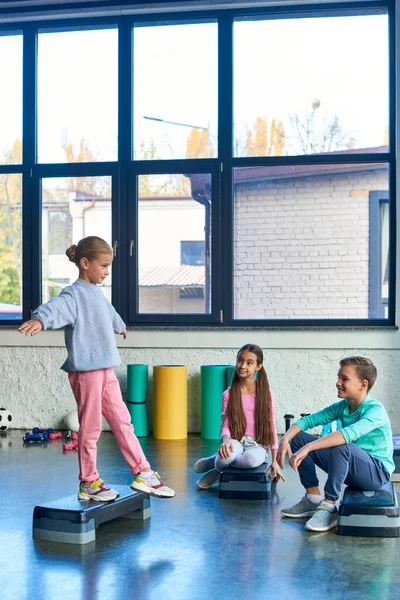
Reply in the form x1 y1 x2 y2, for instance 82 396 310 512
233 164 389 320
181 241 205 266
133 21 218 160
0 33 22 164
0 174 22 320
1 4 394 327
0 33 23 321
369 192 389 318
135 172 211 315
234 14 389 157
41 176 112 303
37 28 118 163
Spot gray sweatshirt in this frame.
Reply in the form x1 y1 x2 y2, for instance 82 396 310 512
32 279 126 372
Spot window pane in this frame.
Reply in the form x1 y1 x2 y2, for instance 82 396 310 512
41 176 112 302
380 201 389 316
233 163 389 320
234 13 388 157
0 174 22 320
137 173 211 313
134 22 218 160
0 33 22 164
38 28 118 163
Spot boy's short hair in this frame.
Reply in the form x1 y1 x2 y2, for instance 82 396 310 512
339 356 377 392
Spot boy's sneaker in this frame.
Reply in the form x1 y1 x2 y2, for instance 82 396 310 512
196 469 220 489
78 479 119 502
131 471 176 498
305 503 338 532
194 454 217 473
281 494 321 518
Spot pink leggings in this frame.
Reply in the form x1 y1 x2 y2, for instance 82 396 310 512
68 368 150 482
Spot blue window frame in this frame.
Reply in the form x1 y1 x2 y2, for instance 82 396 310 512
0 2 395 328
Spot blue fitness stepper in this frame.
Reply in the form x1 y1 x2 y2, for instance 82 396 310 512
219 464 271 500
392 434 400 483
337 480 400 537
33 486 151 544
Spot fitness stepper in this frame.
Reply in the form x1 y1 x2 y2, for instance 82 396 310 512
219 464 271 500
337 480 400 538
33 486 150 544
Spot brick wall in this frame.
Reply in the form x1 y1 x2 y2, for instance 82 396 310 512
234 169 388 319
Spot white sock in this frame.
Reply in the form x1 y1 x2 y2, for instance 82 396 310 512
307 493 323 504
140 470 154 479
320 500 337 511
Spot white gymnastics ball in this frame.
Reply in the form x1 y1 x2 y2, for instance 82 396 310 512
64 410 79 432
0 408 12 431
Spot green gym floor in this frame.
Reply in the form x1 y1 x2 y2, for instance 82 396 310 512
1 431 399 600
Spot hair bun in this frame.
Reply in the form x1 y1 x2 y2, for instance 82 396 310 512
66 244 77 263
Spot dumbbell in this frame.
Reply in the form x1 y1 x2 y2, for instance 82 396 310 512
23 432 45 443
32 428 54 435
48 432 62 440
284 414 294 432
63 442 78 451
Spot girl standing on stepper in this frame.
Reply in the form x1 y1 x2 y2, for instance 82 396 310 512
19 236 175 501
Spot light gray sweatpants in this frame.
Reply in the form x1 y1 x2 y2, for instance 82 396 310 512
214 439 268 471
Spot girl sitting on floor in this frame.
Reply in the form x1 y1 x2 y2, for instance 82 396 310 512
194 343 284 488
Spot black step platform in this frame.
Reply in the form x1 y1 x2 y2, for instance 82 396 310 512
33 485 151 545
392 434 400 482
337 481 400 538
219 464 271 500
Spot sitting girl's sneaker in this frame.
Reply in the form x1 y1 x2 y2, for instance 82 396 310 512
131 471 176 498
194 454 217 473
78 479 119 502
196 469 220 489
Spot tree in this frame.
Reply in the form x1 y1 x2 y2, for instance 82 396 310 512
186 128 214 159
244 116 286 157
138 138 189 197
62 137 111 197
289 99 354 154
383 126 388 147
0 139 23 306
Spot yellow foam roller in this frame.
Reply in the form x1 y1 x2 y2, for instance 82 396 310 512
153 365 187 440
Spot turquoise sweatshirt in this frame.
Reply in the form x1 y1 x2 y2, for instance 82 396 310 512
295 396 394 476
33 279 126 372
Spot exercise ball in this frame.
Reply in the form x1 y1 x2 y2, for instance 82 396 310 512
64 410 79 432
0 408 13 431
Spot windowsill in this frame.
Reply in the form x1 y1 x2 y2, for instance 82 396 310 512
1 324 399 350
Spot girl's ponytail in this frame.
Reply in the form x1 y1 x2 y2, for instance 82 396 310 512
255 366 274 447
222 369 246 441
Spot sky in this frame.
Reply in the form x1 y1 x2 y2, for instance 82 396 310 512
0 12 389 164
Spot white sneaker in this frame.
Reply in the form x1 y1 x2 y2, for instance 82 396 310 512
196 469 220 489
281 495 320 518
305 502 338 532
194 454 217 473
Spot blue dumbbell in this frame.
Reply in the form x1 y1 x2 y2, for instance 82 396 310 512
32 427 54 435
23 432 45 443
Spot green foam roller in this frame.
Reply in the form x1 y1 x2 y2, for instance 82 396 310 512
200 365 231 440
225 366 236 388
127 364 148 438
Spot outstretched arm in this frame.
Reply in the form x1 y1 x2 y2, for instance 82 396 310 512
18 319 43 336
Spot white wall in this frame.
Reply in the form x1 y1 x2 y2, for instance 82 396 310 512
1 330 400 435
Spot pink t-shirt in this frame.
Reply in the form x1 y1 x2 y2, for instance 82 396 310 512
220 387 278 450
